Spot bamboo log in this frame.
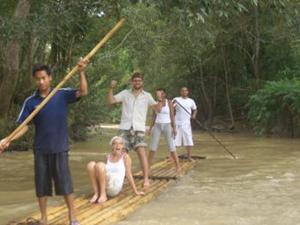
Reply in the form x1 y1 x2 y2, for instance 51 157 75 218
85 162 198 225
49 179 146 225
48 171 147 224
77 181 163 224
5 18 125 142
82 180 166 225
95 179 174 225
10 157 199 225
55 163 183 224
49 184 138 225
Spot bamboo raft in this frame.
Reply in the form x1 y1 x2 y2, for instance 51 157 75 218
7 155 203 225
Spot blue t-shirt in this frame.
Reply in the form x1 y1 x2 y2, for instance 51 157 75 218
17 88 79 154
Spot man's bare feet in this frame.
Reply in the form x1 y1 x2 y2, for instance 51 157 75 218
167 156 173 162
187 157 195 162
97 195 108 203
89 194 98 203
40 217 47 225
143 179 150 189
175 167 182 175
26 217 47 225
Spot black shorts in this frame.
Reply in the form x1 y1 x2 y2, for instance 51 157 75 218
34 151 73 197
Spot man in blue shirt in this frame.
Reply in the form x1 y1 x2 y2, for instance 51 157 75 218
0 59 88 225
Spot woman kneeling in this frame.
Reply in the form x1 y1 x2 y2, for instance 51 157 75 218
87 136 144 203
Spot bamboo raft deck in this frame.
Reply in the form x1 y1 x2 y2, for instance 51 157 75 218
8 156 203 225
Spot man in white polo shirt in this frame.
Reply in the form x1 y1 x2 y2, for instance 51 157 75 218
173 87 197 161
107 72 162 187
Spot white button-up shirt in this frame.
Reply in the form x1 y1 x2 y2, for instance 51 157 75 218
114 89 156 132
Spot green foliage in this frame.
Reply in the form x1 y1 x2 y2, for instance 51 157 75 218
248 78 300 136
1 0 300 148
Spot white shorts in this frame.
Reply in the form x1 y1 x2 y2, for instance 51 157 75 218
175 123 194 146
106 173 124 197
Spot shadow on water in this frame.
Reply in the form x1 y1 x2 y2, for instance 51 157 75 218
1 129 300 225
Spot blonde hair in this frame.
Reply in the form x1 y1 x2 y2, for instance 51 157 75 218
109 136 124 146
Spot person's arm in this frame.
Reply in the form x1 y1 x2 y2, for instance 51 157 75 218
148 110 156 134
191 100 197 120
107 80 119 105
168 100 177 137
124 154 145 196
147 110 156 135
171 98 177 116
150 91 163 113
0 125 29 153
191 109 197 120
76 58 89 98
151 102 163 113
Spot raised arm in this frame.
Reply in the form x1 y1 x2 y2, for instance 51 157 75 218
150 90 163 113
107 80 118 105
124 154 145 196
0 125 29 153
76 58 89 98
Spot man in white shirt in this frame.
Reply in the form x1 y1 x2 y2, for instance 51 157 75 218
107 72 162 187
173 87 197 161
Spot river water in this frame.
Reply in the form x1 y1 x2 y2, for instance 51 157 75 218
0 129 300 225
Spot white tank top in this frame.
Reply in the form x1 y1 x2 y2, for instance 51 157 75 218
106 154 126 181
155 100 171 124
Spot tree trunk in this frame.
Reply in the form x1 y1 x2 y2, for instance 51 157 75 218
253 2 261 89
16 30 37 97
222 48 235 129
0 0 32 117
211 73 218 125
288 108 295 138
198 58 212 127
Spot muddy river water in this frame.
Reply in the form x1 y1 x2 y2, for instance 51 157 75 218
0 129 299 225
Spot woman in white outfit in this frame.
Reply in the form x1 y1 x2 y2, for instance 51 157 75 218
87 136 144 203
148 88 181 173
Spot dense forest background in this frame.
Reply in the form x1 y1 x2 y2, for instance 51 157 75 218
0 0 300 150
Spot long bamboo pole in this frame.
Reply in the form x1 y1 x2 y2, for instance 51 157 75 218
5 18 125 143
173 99 237 159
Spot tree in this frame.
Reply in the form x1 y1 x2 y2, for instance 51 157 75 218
0 0 32 117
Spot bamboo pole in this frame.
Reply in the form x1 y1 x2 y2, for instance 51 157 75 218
50 164 177 224
11 157 199 225
84 162 197 225
49 175 145 224
5 18 125 143
94 180 173 225
82 180 165 225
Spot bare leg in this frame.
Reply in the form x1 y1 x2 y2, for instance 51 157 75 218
95 162 107 203
170 151 181 174
136 147 150 188
167 152 173 162
64 194 77 223
87 161 99 203
186 146 194 161
148 150 156 174
37 197 47 224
